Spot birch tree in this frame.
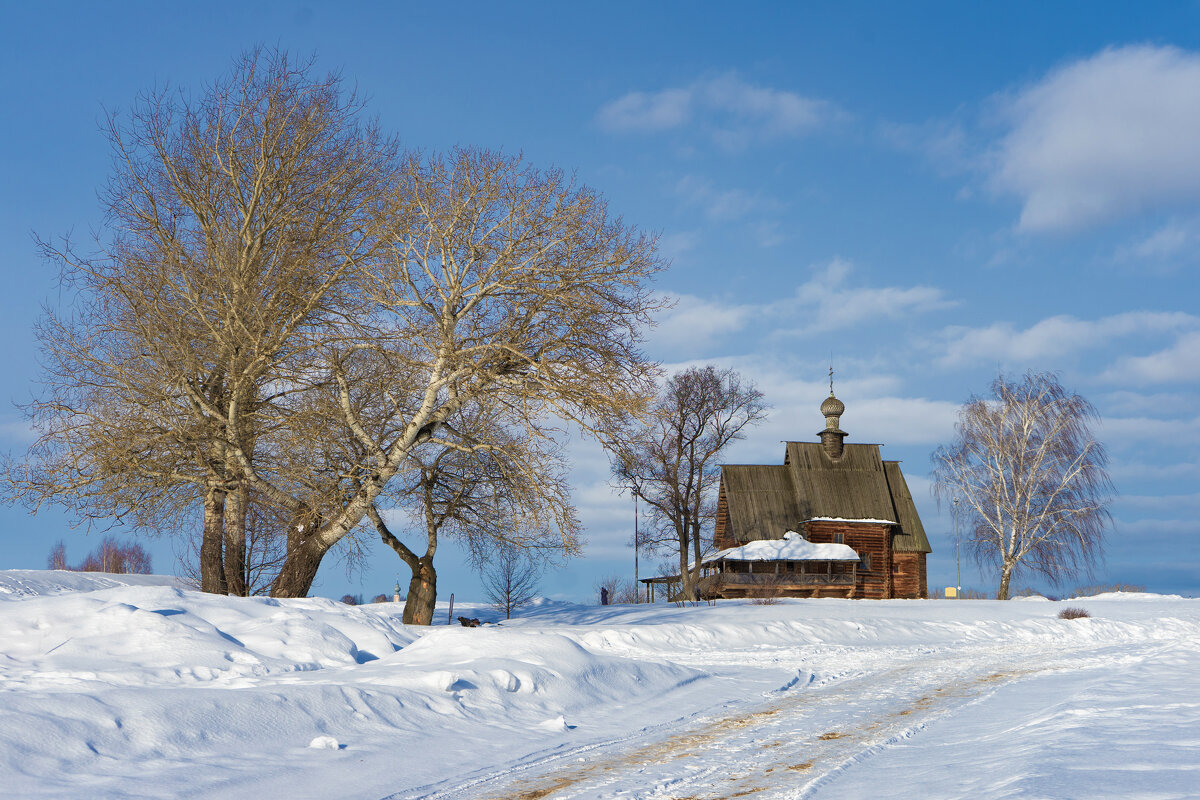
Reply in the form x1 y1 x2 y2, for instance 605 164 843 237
931 372 1113 600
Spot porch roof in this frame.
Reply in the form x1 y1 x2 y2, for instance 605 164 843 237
703 531 859 566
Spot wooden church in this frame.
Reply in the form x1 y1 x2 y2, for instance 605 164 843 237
698 383 931 600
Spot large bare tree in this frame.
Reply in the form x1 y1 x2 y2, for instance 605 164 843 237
5 49 396 594
6 59 662 600
932 372 1113 600
249 147 664 597
612 366 768 600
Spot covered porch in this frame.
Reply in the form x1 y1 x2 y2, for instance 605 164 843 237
641 531 863 602
699 530 861 599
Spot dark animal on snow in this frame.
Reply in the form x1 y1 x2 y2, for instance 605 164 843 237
457 616 481 627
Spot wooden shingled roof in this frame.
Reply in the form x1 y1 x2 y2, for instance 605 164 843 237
785 442 897 523
882 461 931 553
720 465 799 544
716 442 931 554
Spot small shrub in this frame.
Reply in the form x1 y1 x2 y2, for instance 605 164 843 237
371 593 390 604
340 594 363 606
1058 607 1090 620
748 574 783 605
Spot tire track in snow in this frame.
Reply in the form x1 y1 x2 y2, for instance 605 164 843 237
399 640 1164 800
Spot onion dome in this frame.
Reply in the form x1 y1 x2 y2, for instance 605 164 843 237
820 393 845 418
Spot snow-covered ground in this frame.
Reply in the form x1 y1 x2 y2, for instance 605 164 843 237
1 570 1197 799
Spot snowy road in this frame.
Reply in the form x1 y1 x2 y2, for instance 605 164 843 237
406 633 1193 800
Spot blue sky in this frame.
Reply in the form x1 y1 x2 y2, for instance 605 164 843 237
2 2 1198 601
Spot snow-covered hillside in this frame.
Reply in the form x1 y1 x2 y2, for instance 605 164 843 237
1 570 1196 799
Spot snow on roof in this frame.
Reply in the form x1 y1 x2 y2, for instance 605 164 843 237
704 532 860 564
806 516 895 525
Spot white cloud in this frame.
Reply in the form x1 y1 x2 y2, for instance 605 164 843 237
674 175 776 222
881 119 975 178
1110 518 1200 544
1102 330 1200 384
1101 389 1197 417
650 293 756 356
597 73 840 148
1098 414 1200 448
847 396 961 446
784 259 955 334
1114 217 1200 263
1118 492 1200 512
1107 459 1200 483
596 88 692 132
750 220 785 248
649 259 955 358
0 420 35 446
711 363 956 459
669 178 787 247
991 45 1200 232
938 311 1199 368
657 231 700 264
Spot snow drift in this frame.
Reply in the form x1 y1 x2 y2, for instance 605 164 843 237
1 569 1196 799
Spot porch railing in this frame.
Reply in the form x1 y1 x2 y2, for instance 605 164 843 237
706 572 855 587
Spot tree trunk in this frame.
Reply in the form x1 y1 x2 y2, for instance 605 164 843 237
690 519 703 601
269 522 330 598
403 557 437 625
367 505 437 625
223 483 248 596
998 561 1014 600
200 487 228 594
677 530 693 602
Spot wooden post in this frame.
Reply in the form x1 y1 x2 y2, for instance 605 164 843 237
447 593 455 625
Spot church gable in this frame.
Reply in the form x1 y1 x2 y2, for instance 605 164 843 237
784 442 898 524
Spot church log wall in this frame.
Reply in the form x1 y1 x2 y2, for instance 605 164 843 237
803 520 893 599
892 551 927 599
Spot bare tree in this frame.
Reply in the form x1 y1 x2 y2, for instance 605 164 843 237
932 372 1113 600
5 49 396 595
612 366 768 600
51 536 153 574
365 404 580 625
482 544 542 620
175 489 292 595
5 62 662 601
257 147 663 597
47 541 68 571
